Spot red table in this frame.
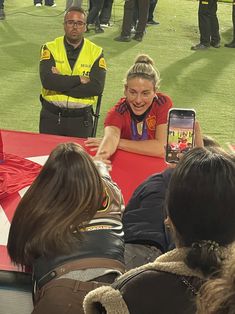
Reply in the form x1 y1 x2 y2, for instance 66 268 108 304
0 129 166 272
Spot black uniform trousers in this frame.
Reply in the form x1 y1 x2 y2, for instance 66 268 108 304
121 0 150 37
34 0 55 5
0 0 4 9
133 0 158 26
232 0 235 40
87 0 105 27
39 102 93 138
99 0 114 24
148 0 158 22
198 0 220 46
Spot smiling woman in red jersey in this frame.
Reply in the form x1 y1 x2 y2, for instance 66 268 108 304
85 54 173 159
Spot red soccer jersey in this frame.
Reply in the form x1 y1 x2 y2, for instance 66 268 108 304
104 93 173 140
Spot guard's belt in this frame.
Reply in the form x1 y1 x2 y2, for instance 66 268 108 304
41 99 92 118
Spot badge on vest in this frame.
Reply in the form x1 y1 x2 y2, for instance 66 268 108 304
99 57 107 70
40 49 51 61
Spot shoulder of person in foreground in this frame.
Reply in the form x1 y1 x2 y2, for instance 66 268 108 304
125 167 174 208
123 167 174 251
83 258 197 314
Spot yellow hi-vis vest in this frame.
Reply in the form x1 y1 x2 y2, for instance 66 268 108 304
41 36 102 108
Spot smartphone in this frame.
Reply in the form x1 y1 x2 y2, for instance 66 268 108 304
165 108 196 163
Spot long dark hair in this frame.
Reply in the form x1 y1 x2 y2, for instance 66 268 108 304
166 147 235 277
7 143 104 267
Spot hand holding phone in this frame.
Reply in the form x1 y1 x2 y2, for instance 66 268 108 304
165 108 196 163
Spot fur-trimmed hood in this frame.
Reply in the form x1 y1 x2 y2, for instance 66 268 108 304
83 246 233 314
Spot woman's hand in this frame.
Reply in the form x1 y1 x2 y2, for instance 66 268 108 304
93 151 112 171
166 121 204 168
80 76 90 84
51 66 60 74
85 137 103 151
194 121 204 148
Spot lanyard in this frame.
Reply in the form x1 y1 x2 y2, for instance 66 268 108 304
131 118 148 140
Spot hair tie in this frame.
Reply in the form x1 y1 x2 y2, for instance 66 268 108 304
131 72 152 77
136 60 149 64
192 240 220 252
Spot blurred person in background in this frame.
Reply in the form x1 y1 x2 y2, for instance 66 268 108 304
225 0 235 48
114 0 150 42
87 0 105 33
0 0 5 20
100 0 114 27
66 0 82 10
132 0 159 34
147 0 159 25
34 0 56 7
191 0 220 50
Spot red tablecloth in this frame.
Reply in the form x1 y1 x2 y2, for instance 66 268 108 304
0 129 166 271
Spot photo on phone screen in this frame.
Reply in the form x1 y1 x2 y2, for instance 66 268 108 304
166 108 196 163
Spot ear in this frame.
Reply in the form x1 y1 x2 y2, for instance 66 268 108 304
164 216 173 230
63 22 67 33
124 84 128 97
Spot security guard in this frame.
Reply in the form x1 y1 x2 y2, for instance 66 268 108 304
225 0 235 48
191 0 220 50
39 6 106 138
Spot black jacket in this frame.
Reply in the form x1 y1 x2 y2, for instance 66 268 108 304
123 168 174 252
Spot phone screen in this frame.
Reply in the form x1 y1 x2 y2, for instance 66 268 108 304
166 109 196 163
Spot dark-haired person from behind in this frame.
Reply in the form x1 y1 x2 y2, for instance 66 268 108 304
84 147 235 314
123 125 207 271
85 54 173 159
7 143 125 314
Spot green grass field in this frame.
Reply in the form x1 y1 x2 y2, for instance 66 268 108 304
0 0 234 147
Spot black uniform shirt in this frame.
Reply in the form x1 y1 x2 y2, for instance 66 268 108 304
39 36 106 98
